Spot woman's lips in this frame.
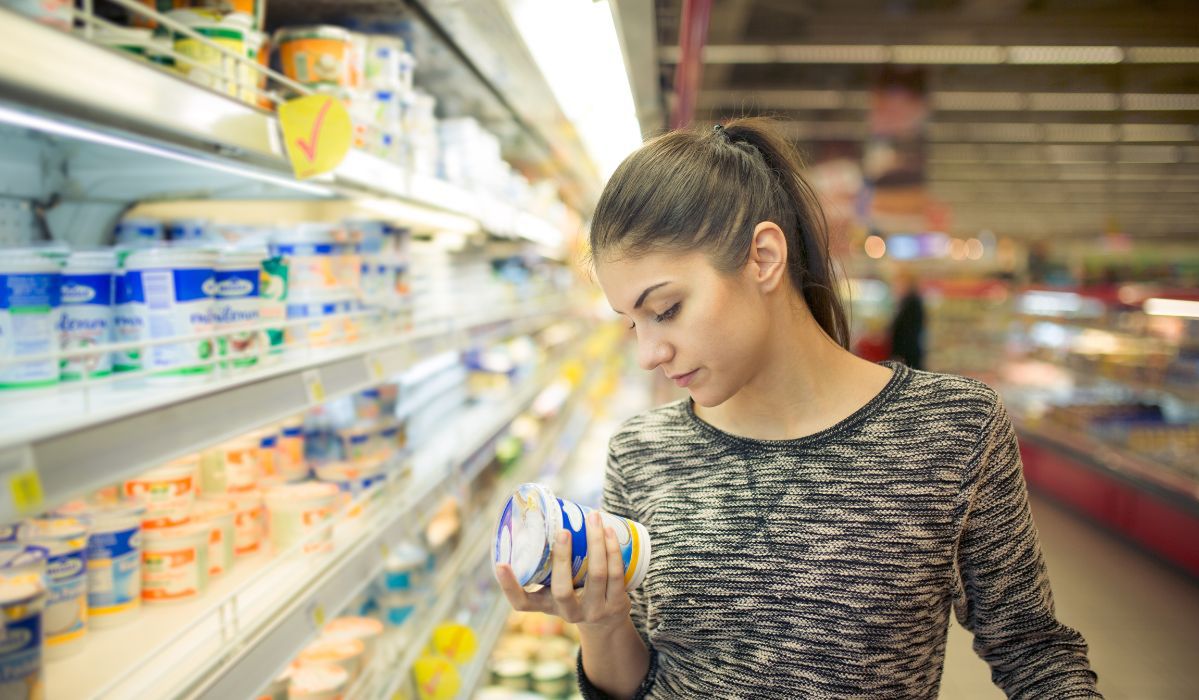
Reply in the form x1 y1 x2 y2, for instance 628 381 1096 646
672 369 698 388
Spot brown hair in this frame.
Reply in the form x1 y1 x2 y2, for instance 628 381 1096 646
589 117 849 348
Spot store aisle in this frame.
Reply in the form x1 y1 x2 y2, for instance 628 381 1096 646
939 493 1199 699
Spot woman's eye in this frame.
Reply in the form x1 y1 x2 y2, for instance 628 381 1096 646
655 303 681 323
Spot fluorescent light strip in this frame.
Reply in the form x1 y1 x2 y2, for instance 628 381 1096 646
664 44 1199 65
0 104 335 197
1144 298 1199 319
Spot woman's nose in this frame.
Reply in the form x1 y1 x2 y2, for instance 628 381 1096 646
636 333 673 371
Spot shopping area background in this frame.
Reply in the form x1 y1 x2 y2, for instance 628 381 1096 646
0 0 1196 699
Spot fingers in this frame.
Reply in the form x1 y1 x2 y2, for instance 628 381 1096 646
580 511 608 616
496 564 555 614
550 529 582 621
605 525 627 604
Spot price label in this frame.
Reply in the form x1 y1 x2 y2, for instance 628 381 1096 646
302 369 326 405
430 623 478 665
1 445 43 517
278 94 353 179
366 354 386 382
309 601 326 629
413 655 459 700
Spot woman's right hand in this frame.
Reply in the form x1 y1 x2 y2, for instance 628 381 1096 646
495 510 632 631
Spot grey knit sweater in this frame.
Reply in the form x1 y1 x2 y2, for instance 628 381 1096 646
578 362 1100 699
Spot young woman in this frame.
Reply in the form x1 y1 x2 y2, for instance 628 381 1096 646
495 118 1101 699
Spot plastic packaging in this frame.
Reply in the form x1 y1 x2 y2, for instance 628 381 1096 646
494 483 651 593
193 499 236 578
321 616 384 663
202 490 264 557
123 247 216 380
264 482 339 554
141 523 209 603
296 637 364 681
287 663 348 699
215 249 264 369
124 456 199 528
0 251 61 390
56 502 144 628
276 26 354 88
276 416 308 482
14 518 89 659
0 544 48 700
59 249 116 381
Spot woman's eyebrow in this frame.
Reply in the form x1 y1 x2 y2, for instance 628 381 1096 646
633 282 671 310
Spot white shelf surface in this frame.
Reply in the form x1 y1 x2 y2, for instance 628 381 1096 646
45 346 578 700
0 304 566 523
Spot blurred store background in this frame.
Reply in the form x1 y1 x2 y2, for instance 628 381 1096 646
0 0 1195 699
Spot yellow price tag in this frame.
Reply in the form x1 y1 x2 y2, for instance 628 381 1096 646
367 355 386 382
430 623 478 665
2 446 43 516
413 655 459 700
278 94 353 179
301 369 326 405
310 602 326 628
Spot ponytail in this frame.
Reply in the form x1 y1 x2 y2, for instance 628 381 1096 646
590 117 849 348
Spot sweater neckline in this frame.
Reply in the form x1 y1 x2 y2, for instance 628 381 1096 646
683 360 911 450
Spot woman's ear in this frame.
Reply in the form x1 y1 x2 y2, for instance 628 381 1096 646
748 221 789 293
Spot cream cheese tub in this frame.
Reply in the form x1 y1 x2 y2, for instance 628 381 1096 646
287 662 348 700
124 456 198 528
59 249 115 381
264 482 338 554
202 490 264 557
494 484 650 593
296 637 364 681
275 416 308 482
192 499 236 578
123 247 216 380
0 544 47 700
201 435 259 494
12 518 89 659
141 523 208 604
55 502 144 629
214 249 263 370
0 251 61 390
321 616 383 664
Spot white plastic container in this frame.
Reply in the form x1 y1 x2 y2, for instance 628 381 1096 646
124 247 217 380
276 416 308 482
0 544 48 700
314 459 387 499
141 523 209 604
57 503 144 629
494 483 651 593
253 429 280 484
59 249 116 381
202 490 264 558
264 482 339 554
113 218 164 246
270 227 346 296
124 456 199 528
364 35 405 88
112 249 146 374
285 293 355 348
215 249 264 369
18 518 89 659
288 663 348 700
381 544 426 593
192 499 236 578
0 251 61 390
296 637 365 681
200 435 259 495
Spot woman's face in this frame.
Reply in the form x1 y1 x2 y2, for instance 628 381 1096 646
595 250 771 408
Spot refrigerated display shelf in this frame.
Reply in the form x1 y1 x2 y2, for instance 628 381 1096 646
0 7 566 245
0 303 567 524
457 592 513 700
46 339 583 700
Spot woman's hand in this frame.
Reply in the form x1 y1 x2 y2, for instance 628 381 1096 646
496 510 631 631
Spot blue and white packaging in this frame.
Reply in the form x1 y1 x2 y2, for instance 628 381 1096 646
6 518 90 660
0 543 47 700
59 250 116 381
124 247 216 379
113 219 164 247
54 503 144 628
215 250 264 369
112 253 146 374
0 252 61 390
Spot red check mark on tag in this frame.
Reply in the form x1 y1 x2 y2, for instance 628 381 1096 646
295 98 333 162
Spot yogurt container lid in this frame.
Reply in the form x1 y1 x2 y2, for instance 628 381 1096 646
217 248 266 268
55 501 145 531
192 498 237 521
64 248 118 272
134 456 199 481
275 25 352 42
384 543 426 571
299 637 364 664
125 245 217 269
494 483 561 588
23 516 89 543
271 224 340 245
0 543 48 604
202 489 263 510
288 663 349 696
321 616 384 643
264 481 339 507
0 249 62 273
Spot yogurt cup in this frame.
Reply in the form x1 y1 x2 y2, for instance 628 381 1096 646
123 247 216 381
113 219 164 246
56 502 144 628
270 226 350 296
16 518 89 659
201 435 260 495
215 249 264 369
276 26 354 88
494 483 651 593
0 544 47 700
264 482 339 554
193 499 237 578
287 662 348 700
336 425 375 463
296 637 364 681
275 416 308 482
285 293 354 348
170 10 250 98
364 35 405 88
381 545 426 593
321 616 383 663
59 249 116 381
314 459 387 499
379 590 418 627
253 429 280 484
124 456 199 528
260 256 289 356
0 251 61 390
141 523 209 604
202 490 264 557
112 249 146 374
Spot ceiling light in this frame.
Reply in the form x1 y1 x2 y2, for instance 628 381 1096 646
1122 94 1199 110
1125 47 1199 63
775 45 889 63
1120 124 1195 142
1026 92 1119 111
891 45 1004 64
932 91 1023 111
1144 298 1199 318
1007 46 1123 64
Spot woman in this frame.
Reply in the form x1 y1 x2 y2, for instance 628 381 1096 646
495 118 1100 699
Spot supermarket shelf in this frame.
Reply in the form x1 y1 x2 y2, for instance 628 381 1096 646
457 592 512 700
0 304 567 524
0 7 566 244
47 347 576 700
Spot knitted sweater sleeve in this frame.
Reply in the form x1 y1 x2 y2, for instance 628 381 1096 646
952 395 1102 699
576 444 659 700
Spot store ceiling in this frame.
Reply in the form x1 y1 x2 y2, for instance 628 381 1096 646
653 0 1199 241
